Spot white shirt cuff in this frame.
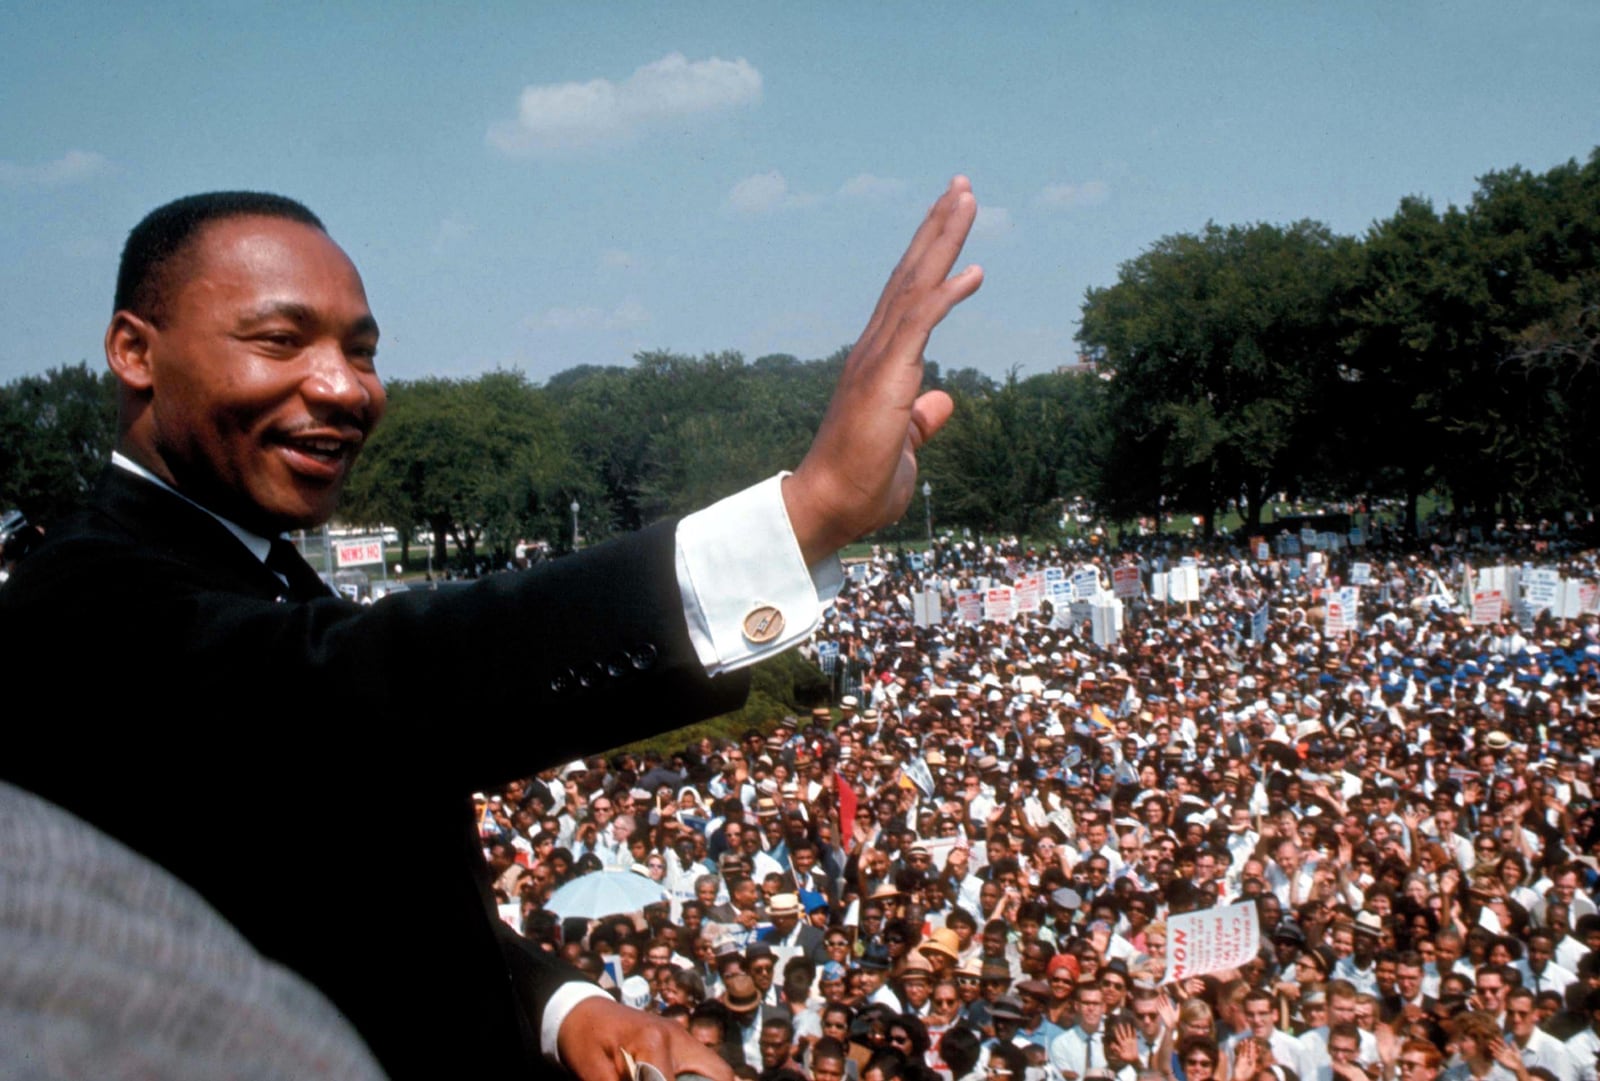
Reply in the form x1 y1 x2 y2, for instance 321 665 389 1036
542 982 613 1066
676 473 843 676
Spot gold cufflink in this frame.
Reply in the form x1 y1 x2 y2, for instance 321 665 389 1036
742 605 785 645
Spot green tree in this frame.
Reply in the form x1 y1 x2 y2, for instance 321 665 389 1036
1080 220 1359 531
342 371 585 568
0 363 118 523
921 370 1105 535
1344 149 1600 522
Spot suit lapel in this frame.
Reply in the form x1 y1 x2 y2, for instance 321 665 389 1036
89 466 294 601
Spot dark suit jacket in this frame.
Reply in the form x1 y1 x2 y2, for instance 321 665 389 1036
1 467 750 1078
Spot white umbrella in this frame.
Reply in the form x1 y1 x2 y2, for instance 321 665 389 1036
543 870 669 920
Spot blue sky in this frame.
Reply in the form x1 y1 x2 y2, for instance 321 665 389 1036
2 2 1597 386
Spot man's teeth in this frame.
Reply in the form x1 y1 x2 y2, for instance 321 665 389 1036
292 439 344 455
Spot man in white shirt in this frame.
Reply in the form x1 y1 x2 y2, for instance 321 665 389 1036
1565 987 1600 1081
1521 928 1578 998
1229 989 1316 1081
1048 981 1112 1080
1266 838 1319 908
1506 987 1577 1081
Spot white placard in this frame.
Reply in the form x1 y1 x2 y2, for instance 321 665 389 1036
983 587 1015 622
1165 901 1261 983
1015 573 1044 614
1169 565 1200 603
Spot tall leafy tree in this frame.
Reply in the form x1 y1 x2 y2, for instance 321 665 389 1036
921 370 1105 535
0 362 118 523
342 371 584 567
1080 220 1359 531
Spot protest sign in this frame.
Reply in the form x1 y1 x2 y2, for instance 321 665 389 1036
1250 604 1269 642
1112 566 1142 599
1525 568 1561 615
1472 590 1503 626
983 587 1015 622
1350 562 1372 586
1250 536 1268 561
1336 586 1359 634
1071 567 1100 601
1556 579 1586 620
1150 573 1169 603
1091 598 1122 646
1015 573 1044 614
956 590 983 623
1166 901 1261 983
1169 565 1200 603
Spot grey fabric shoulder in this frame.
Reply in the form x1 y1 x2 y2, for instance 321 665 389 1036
0 782 387 1081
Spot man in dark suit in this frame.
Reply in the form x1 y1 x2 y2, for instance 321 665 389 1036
1 181 983 1079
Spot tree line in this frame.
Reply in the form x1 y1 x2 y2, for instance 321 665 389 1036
3 148 1596 564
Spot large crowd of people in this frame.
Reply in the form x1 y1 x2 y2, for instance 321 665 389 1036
476 518 1600 1081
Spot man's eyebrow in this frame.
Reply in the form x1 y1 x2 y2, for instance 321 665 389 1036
236 300 380 338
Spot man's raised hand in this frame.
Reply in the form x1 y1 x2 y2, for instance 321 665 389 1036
783 176 983 565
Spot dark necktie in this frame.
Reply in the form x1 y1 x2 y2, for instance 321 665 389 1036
267 538 331 601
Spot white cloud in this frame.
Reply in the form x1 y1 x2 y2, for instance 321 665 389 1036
1035 179 1110 210
837 173 907 201
724 170 818 215
969 205 1014 241
488 52 761 156
530 299 649 332
0 150 108 188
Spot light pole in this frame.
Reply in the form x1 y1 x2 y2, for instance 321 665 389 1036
570 499 580 551
922 480 932 543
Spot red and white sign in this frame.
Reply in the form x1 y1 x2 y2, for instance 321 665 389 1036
1112 566 1142 599
335 537 385 568
983 587 1015 622
956 590 983 623
1472 590 1503 626
1165 901 1260 983
1014 574 1044 613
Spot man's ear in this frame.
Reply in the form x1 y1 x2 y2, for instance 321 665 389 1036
105 310 157 392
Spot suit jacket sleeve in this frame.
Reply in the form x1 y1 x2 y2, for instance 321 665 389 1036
6 468 748 792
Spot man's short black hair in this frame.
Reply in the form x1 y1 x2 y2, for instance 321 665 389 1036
114 191 324 323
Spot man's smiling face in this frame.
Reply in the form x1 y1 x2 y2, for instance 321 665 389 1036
113 215 384 534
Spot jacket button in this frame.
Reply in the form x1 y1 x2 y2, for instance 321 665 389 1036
631 644 658 670
606 652 632 678
551 668 577 696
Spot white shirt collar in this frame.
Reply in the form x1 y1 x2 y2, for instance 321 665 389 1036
111 451 274 565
